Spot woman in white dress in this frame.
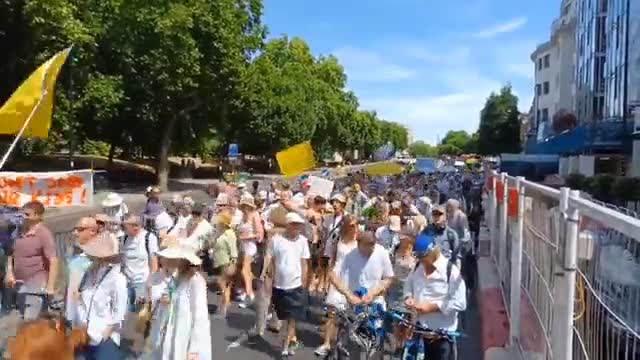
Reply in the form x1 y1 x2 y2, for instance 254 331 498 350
314 214 359 356
144 245 211 360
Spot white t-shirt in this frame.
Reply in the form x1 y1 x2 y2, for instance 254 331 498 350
337 244 394 304
146 270 173 307
184 219 213 251
121 229 159 284
375 226 399 251
271 234 311 290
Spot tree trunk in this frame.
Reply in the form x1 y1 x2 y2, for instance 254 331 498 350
156 116 178 191
107 142 116 169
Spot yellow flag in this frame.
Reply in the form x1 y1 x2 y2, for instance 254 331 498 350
364 161 405 176
276 141 315 177
0 47 72 138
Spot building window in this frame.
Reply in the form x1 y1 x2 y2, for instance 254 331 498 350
538 58 543 70
544 54 550 68
536 84 541 96
542 108 549 122
543 81 550 94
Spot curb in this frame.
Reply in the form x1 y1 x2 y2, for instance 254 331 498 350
477 227 546 360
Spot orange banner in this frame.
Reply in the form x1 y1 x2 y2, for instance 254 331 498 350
0 170 93 207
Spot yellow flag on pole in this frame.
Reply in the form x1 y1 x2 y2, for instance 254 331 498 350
276 141 316 177
0 47 72 138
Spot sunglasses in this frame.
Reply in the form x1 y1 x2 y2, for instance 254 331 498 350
74 226 93 232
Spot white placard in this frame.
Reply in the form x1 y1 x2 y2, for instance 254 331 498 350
307 175 334 200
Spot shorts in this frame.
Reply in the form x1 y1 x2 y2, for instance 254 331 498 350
272 287 305 321
242 240 257 258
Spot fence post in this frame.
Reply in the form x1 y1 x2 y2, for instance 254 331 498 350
489 172 497 252
498 173 508 277
509 176 525 347
551 188 579 360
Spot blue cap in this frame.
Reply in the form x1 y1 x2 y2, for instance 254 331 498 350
414 233 436 258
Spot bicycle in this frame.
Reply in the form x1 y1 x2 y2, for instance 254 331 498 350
388 311 461 360
322 306 368 360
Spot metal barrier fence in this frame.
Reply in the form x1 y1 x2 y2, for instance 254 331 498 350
485 171 640 360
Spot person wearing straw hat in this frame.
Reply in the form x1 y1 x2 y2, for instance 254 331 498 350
207 210 238 319
74 228 127 359
101 192 128 238
145 245 211 360
403 233 466 360
236 193 264 308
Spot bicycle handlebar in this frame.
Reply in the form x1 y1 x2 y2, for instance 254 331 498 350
389 310 462 340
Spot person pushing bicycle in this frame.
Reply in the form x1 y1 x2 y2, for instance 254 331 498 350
402 233 467 360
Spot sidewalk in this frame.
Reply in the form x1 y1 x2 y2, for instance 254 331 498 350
477 227 546 360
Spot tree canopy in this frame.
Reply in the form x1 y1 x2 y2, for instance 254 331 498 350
476 85 521 155
0 0 408 188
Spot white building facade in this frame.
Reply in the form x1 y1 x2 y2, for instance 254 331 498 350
530 0 577 141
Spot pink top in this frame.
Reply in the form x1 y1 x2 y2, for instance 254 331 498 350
13 223 56 283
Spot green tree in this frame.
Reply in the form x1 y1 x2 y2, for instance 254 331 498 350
477 85 521 155
441 130 471 151
437 143 462 156
408 141 438 157
379 121 409 150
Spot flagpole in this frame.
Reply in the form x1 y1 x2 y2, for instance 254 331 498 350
0 59 55 171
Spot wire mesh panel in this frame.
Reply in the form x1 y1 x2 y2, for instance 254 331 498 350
572 212 640 360
520 188 559 359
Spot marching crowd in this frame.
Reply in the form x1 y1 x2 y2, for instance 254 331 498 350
1 169 484 360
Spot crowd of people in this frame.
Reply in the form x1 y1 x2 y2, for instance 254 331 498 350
0 168 484 360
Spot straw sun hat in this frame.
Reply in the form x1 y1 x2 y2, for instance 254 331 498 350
156 245 202 266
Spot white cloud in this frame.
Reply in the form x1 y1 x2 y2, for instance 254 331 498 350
398 44 472 66
331 46 415 82
471 16 528 39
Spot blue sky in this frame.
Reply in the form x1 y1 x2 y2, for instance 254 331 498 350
263 0 559 144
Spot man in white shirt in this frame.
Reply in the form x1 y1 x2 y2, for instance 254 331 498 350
403 233 467 360
330 231 394 308
267 212 311 356
375 215 402 251
121 215 159 312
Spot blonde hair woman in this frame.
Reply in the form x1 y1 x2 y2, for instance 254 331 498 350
237 194 264 307
144 245 211 360
208 210 238 319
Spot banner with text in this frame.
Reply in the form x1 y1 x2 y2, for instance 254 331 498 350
0 170 94 207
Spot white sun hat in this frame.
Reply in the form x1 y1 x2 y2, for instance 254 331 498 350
156 245 202 266
101 192 124 208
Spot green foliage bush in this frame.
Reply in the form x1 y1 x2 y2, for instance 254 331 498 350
565 174 640 204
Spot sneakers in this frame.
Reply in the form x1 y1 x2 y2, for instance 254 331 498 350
238 294 255 309
314 344 331 356
282 340 300 356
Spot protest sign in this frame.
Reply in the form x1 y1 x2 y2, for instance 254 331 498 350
307 176 334 200
0 170 94 207
416 157 437 173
